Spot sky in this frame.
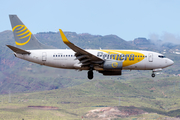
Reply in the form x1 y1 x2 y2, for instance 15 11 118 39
1 0 180 42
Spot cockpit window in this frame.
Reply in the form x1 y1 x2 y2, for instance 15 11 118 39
158 55 166 58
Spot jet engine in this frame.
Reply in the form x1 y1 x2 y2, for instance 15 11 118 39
103 60 123 70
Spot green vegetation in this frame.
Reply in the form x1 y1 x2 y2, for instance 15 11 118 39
1 76 180 119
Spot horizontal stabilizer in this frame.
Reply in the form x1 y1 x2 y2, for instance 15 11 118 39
6 45 31 54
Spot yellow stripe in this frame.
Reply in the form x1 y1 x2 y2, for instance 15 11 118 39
99 50 145 67
15 35 31 46
16 26 27 33
12 25 23 32
19 32 31 39
17 29 30 36
16 25 24 30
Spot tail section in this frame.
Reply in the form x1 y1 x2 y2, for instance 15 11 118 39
9 15 54 50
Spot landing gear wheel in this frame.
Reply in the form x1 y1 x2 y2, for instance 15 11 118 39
151 73 155 77
88 70 93 80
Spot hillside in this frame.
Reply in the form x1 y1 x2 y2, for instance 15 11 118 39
35 31 136 49
1 76 180 119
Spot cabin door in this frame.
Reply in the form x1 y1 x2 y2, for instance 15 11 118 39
42 52 47 61
148 53 153 62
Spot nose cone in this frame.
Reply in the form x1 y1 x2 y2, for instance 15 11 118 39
168 59 174 66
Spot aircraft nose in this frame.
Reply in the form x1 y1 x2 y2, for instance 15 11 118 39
168 59 174 66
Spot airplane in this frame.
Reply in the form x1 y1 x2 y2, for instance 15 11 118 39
7 15 174 80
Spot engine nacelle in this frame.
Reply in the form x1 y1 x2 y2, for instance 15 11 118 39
103 60 123 70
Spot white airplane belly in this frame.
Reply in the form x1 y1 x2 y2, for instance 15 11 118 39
123 59 146 70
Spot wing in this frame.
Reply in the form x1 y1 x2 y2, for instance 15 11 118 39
59 29 104 67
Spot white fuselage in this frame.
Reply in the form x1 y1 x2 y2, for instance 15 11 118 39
8 15 174 79
15 49 174 71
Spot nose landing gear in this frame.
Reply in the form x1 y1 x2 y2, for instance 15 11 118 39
151 70 156 77
151 68 162 78
151 72 155 77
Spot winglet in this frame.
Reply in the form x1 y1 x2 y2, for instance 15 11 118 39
59 29 71 44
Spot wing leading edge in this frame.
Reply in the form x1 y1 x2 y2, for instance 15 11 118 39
59 29 104 66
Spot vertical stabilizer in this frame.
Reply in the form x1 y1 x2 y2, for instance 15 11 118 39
9 15 53 50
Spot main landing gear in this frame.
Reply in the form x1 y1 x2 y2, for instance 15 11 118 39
88 67 93 80
88 70 93 79
151 72 155 78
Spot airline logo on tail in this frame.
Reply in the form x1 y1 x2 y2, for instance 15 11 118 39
12 25 32 46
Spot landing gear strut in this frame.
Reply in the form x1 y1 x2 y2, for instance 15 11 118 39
151 72 155 77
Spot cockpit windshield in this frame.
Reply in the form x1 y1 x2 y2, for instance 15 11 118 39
158 55 166 58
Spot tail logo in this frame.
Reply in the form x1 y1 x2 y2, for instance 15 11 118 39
12 25 31 46
112 62 118 68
